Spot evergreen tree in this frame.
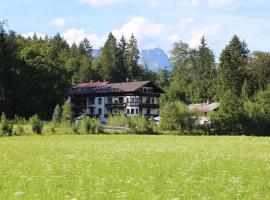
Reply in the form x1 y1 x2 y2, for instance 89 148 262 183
52 104 62 122
100 32 119 82
190 37 216 102
62 100 73 122
79 38 92 57
126 34 141 80
218 35 250 97
116 35 128 82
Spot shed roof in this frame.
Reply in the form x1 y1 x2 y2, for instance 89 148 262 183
188 103 220 113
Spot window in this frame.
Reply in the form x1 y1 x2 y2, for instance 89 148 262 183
108 97 112 104
131 109 134 114
152 98 155 104
131 98 135 103
98 98 102 105
146 98 150 104
147 108 150 115
119 97 124 104
98 108 102 115
136 109 139 114
127 109 130 114
126 98 130 103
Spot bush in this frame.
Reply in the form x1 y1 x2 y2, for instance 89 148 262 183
52 104 62 123
57 121 76 135
78 116 103 134
159 101 197 133
107 112 128 127
62 100 73 123
128 115 154 134
30 115 43 135
42 122 57 135
0 112 13 136
12 124 25 136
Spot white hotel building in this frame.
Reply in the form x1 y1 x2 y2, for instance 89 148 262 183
68 81 163 118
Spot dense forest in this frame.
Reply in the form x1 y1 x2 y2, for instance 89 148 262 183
1 21 270 135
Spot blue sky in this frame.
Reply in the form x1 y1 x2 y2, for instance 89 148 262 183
1 0 270 56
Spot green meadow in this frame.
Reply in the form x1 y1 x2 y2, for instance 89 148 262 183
0 135 270 199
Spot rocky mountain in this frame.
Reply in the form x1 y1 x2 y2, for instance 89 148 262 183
140 48 171 71
91 48 171 71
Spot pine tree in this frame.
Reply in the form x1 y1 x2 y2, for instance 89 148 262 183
190 37 216 102
62 100 73 122
52 104 62 123
100 32 119 82
116 35 128 82
79 38 92 57
218 35 250 97
126 34 140 80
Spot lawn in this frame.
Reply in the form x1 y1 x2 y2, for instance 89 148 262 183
0 135 269 199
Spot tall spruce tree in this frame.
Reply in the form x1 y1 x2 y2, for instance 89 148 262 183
218 35 249 97
100 32 119 82
116 36 128 82
190 37 216 102
126 34 140 80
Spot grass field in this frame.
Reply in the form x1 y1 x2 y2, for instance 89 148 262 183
0 135 270 199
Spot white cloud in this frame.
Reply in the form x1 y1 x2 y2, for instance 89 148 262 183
22 32 46 39
80 0 123 6
112 17 169 40
51 18 66 28
61 28 105 47
189 24 221 48
22 17 222 51
207 0 235 7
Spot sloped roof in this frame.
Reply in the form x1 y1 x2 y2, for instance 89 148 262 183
188 103 220 113
69 81 152 95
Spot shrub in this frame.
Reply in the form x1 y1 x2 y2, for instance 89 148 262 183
78 116 103 134
159 101 197 133
42 122 57 135
52 104 62 123
0 112 13 136
210 90 244 135
12 124 25 136
30 115 43 135
62 100 73 123
58 121 75 135
128 115 154 134
107 112 128 127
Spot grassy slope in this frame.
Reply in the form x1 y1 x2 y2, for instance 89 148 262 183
0 135 269 199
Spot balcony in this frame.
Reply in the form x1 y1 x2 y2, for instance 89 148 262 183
139 103 159 108
105 103 126 108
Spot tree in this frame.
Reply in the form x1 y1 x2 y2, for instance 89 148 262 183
247 51 270 92
62 100 73 122
211 90 244 135
79 38 92 57
100 32 119 82
126 34 141 80
52 104 62 123
167 41 196 102
218 35 250 97
190 37 217 102
116 35 128 82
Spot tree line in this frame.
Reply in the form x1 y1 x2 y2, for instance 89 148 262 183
161 36 270 135
0 22 154 119
2 21 270 135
